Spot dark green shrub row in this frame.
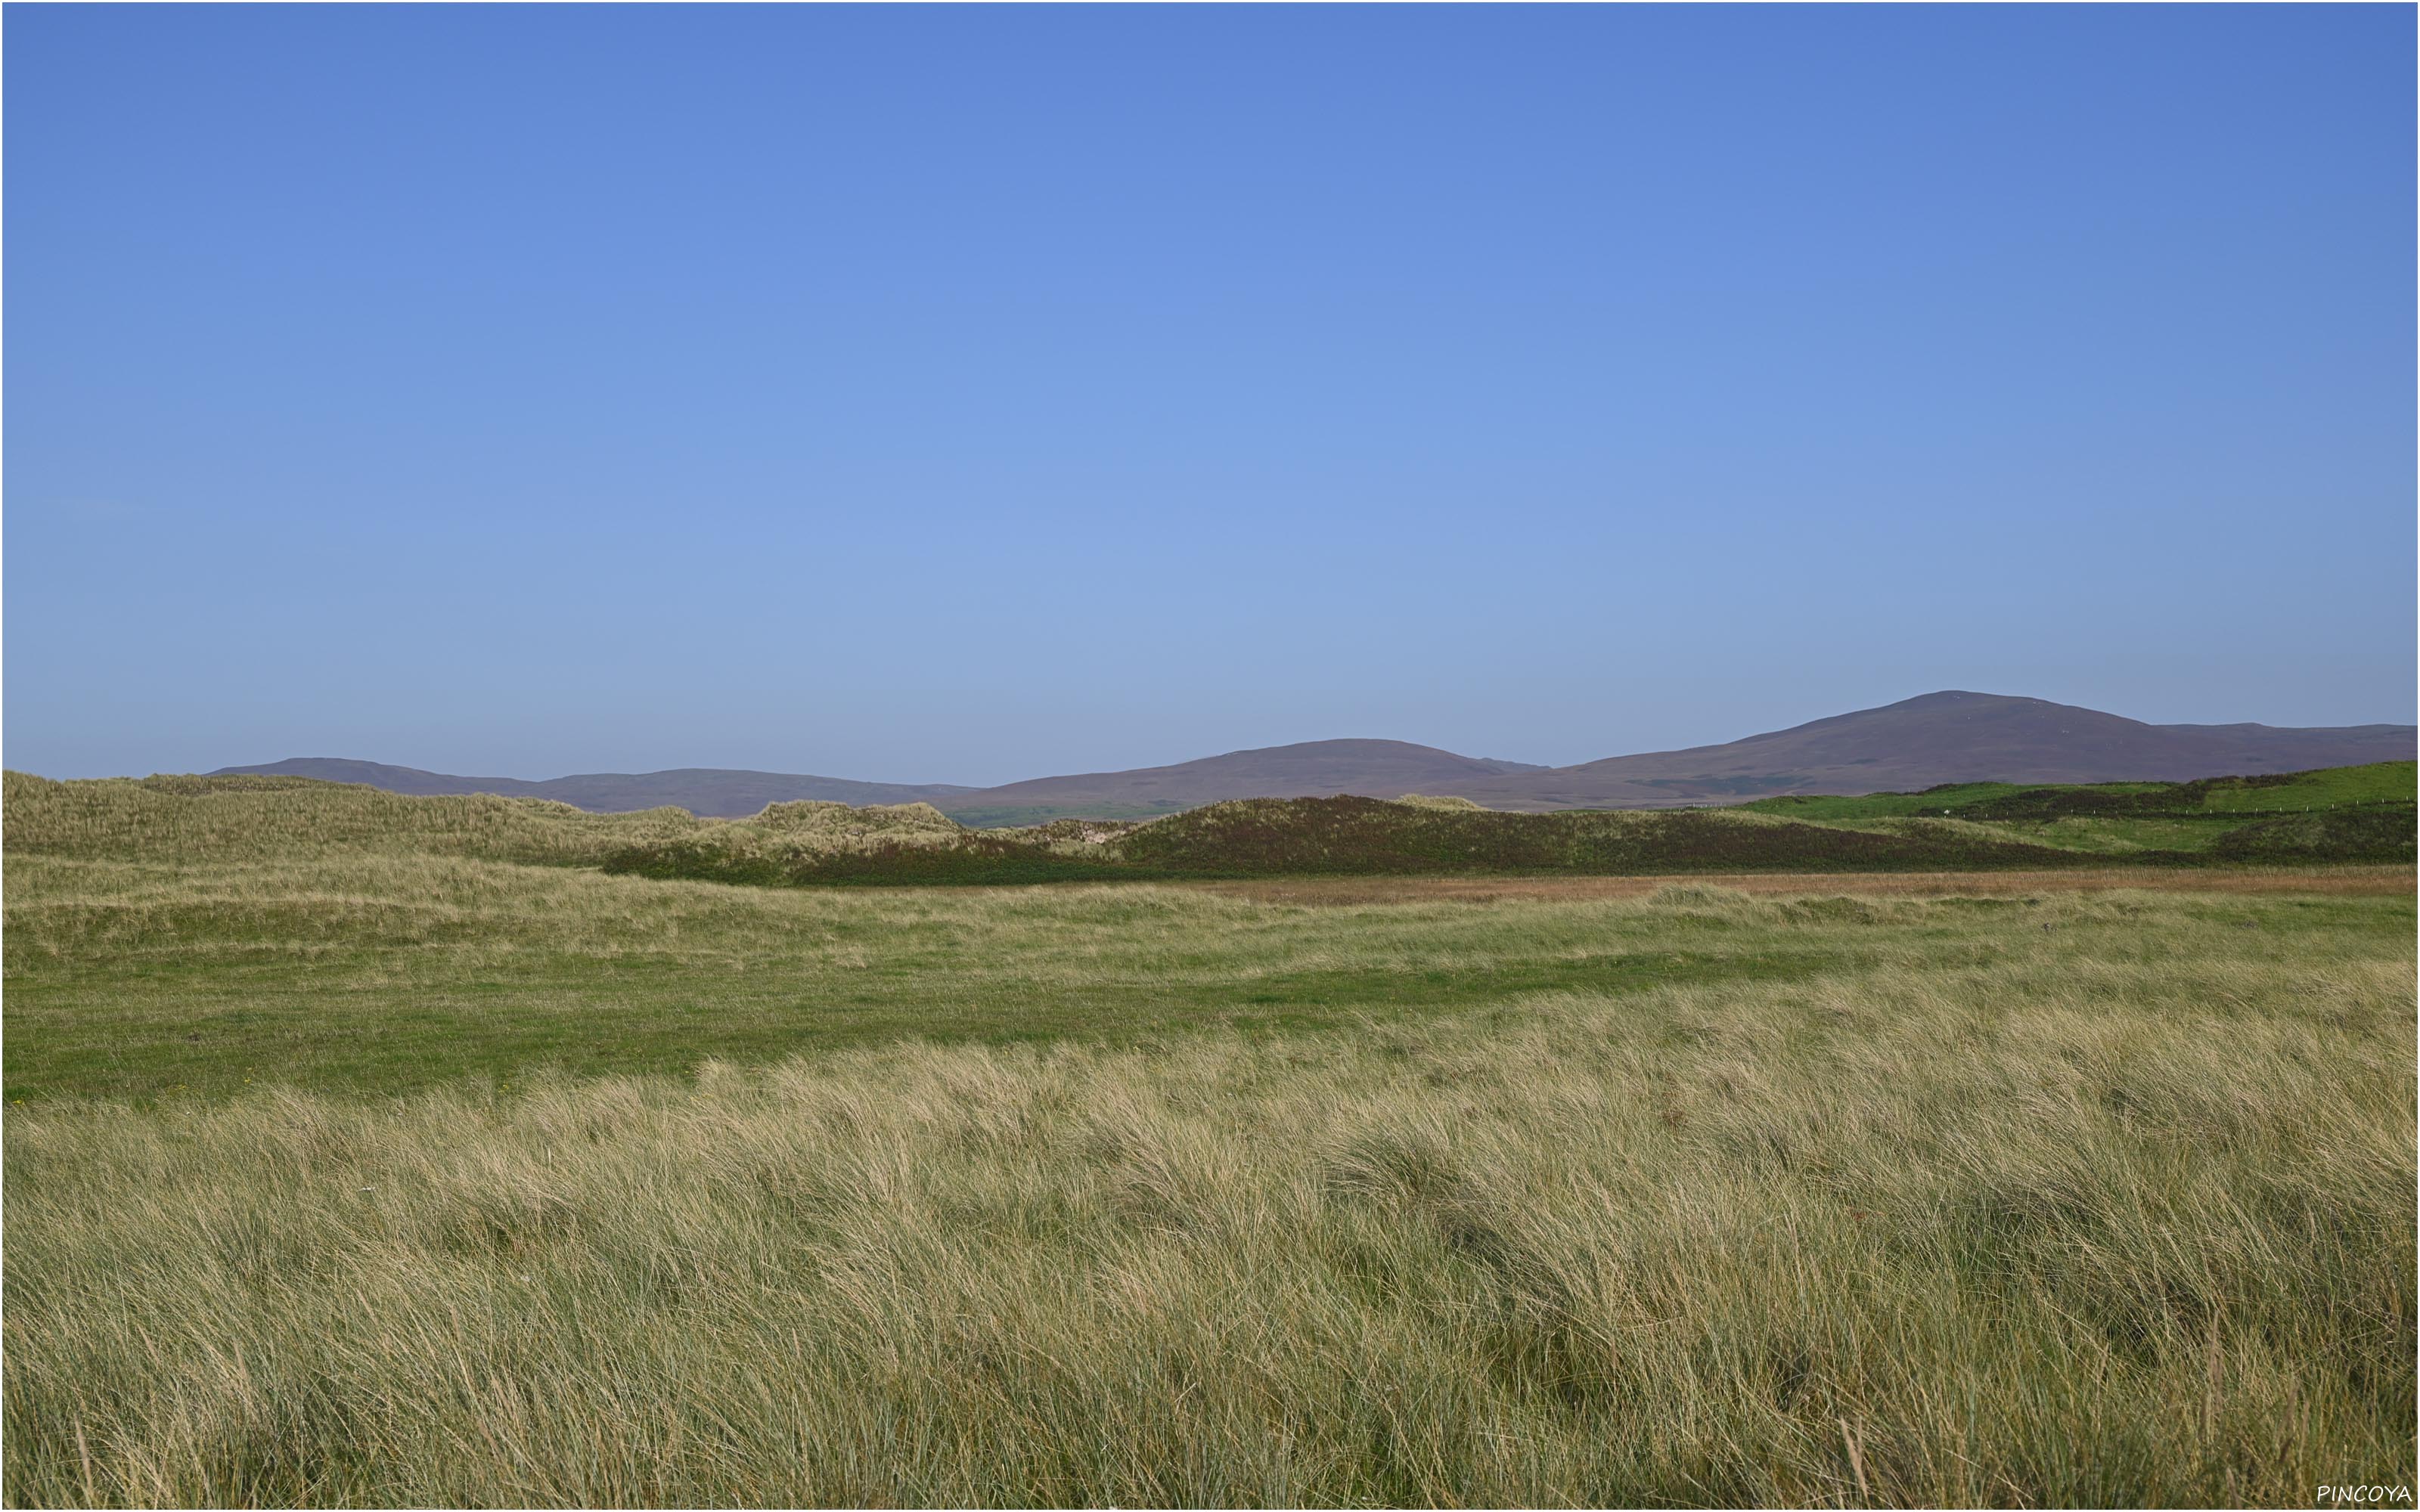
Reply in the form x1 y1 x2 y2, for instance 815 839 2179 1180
597 834 1153 887
2207 808 2418 863
585 795 2418 888
1113 798 2096 875
1956 786 2410 823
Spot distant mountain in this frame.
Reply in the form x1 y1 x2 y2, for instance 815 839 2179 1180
954 739 1540 814
207 742 1544 823
1445 692 2418 810
207 758 974 816
206 692 2416 822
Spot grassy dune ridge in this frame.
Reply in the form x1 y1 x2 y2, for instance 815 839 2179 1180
8 765 2410 892
1 772 882 867
1745 762 2418 862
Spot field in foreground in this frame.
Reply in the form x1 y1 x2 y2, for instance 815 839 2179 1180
5 776 2415 1505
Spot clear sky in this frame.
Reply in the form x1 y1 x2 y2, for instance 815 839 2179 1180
7 5 2412 785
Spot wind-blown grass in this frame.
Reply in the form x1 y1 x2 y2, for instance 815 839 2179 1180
5 770 2413 1506
5 934 2411 1506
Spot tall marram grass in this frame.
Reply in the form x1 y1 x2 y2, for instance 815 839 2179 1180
0 773 982 869
8 946 2411 1506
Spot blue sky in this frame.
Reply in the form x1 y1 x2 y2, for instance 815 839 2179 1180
8 5 2412 784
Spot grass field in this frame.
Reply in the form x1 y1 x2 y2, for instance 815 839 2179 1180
4 774 2415 1505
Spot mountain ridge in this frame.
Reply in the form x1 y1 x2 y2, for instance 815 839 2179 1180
208 758 975 814
206 692 2418 821
1448 691 2418 810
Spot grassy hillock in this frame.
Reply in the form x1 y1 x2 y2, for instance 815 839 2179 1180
937 799 1187 829
1112 795 2083 875
2207 806 2418 861
1744 761 2415 861
0 771 695 866
1745 761 2415 822
1742 780 2149 822
2 774 1023 871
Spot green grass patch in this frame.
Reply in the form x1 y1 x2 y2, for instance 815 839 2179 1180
1747 763 2415 857
3 888 2411 1504
5 854 1893 1099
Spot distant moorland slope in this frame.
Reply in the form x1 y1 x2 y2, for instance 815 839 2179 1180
201 691 2415 820
942 739 1547 826
209 758 975 814
1450 691 2419 810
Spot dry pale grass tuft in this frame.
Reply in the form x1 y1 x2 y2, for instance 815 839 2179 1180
752 799 961 841
1 771 709 866
0 773 1118 881
5 948 2411 1506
